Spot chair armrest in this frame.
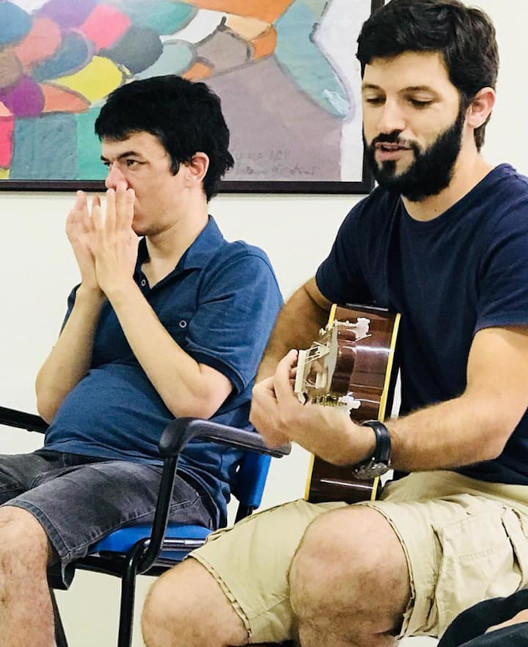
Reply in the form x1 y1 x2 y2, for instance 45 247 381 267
0 406 48 434
159 417 291 459
0 410 289 574
137 418 290 574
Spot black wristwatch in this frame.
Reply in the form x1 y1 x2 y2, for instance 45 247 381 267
353 420 392 480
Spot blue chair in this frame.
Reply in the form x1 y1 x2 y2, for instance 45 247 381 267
0 407 290 647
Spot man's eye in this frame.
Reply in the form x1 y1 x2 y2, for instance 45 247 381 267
364 97 384 105
409 99 432 108
126 159 139 168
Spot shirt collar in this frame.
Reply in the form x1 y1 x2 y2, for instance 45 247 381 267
136 215 225 275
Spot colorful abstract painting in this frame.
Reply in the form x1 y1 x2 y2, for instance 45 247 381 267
0 0 381 192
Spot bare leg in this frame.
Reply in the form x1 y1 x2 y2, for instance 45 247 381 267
142 558 248 647
0 506 55 647
289 507 411 647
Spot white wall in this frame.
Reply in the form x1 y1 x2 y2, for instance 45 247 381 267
0 0 526 644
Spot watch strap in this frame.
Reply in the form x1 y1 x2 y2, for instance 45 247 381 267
361 420 391 464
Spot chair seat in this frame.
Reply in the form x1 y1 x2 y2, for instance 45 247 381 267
92 523 211 555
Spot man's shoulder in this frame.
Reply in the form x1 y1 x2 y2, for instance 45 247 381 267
473 164 528 234
479 163 528 203
204 238 275 272
489 162 528 183
198 238 281 301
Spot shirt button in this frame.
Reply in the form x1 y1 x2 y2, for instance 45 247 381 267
179 320 187 329
140 279 147 287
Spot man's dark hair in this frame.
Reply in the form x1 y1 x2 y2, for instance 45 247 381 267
356 0 499 150
95 75 234 201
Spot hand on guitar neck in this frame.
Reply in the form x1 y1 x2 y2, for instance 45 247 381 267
250 348 377 465
250 304 400 503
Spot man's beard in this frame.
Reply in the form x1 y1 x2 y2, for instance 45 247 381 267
364 107 465 202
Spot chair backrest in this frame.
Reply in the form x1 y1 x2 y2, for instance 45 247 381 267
232 451 271 510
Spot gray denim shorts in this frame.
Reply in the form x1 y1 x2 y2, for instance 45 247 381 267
0 449 213 585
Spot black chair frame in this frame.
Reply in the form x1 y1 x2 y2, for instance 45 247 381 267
0 406 289 647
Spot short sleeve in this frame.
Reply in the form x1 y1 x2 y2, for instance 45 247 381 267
184 246 283 394
476 202 528 332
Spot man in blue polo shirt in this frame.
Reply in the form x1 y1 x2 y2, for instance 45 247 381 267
0 75 282 646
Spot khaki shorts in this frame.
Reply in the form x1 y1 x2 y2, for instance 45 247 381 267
190 471 528 643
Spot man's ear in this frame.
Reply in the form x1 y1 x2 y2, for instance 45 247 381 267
185 152 209 186
466 87 496 130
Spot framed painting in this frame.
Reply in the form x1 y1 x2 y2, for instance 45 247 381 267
0 0 383 194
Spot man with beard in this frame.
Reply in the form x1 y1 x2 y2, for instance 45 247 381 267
141 2 528 647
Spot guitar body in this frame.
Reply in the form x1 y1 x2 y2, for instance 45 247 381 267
295 304 400 504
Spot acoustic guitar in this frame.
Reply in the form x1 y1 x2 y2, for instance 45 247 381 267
294 304 400 504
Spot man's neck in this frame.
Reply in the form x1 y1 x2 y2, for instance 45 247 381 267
143 204 209 285
402 152 494 222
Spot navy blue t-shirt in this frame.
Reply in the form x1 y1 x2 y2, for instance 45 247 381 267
438 590 528 646
44 217 283 525
316 164 528 485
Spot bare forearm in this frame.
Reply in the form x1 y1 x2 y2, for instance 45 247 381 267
106 282 223 418
257 278 331 381
389 327 528 471
35 286 105 422
389 394 517 471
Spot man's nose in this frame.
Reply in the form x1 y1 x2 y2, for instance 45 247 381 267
105 163 128 191
376 100 406 134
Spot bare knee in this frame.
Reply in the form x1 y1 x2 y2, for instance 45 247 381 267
0 507 50 570
142 561 200 641
289 507 410 636
142 558 247 647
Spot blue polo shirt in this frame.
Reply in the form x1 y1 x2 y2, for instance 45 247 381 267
44 217 283 524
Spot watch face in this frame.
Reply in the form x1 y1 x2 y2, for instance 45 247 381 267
353 460 390 480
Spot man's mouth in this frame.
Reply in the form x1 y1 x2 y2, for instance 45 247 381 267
372 140 414 164
375 142 413 152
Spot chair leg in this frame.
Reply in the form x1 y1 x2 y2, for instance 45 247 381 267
117 570 136 647
117 542 147 647
50 587 69 647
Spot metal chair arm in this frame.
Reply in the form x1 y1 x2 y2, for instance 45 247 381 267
159 417 291 459
0 406 48 433
137 418 290 574
0 410 290 576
